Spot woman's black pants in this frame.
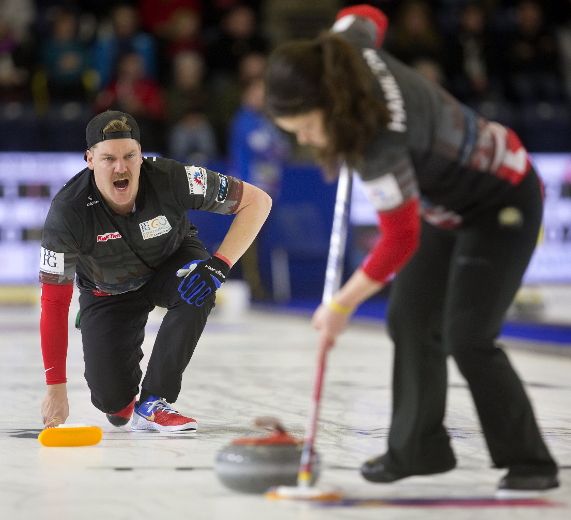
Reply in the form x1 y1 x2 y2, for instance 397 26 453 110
385 171 557 474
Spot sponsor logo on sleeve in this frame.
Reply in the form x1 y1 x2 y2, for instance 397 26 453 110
139 215 172 240
97 231 122 242
40 247 64 275
216 173 229 202
362 173 404 211
185 166 207 196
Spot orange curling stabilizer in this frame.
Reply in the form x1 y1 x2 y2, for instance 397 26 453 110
38 424 103 447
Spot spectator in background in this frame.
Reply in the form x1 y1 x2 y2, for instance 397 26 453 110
167 51 217 165
168 110 218 166
206 4 268 87
201 0 258 31
40 7 92 102
165 50 208 125
0 0 36 102
237 50 267 85
228 72 290 299
139 0 202 40
229 74 289 199
92 3 157 89
384 0 444 70
139 1 204 83
209 50 268 156
445 2 502 104
160 7 204 61
502 0 564 104
95 51 166 153
0 0 35 41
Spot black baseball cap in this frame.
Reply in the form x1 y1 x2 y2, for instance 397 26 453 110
85 110 141 150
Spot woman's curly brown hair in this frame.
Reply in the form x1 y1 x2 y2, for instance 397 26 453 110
265 32 388 179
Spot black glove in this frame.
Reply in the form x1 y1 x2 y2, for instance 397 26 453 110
177 256 230 306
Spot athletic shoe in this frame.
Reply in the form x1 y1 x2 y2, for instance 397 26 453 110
130 395 197 432
496 469 559 498
106 398 135 427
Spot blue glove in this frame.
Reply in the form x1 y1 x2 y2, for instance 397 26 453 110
176 255 230 306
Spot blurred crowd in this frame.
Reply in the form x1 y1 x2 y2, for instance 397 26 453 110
1 0 571 159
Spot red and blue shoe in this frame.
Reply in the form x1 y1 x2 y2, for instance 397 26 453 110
130 396 197 432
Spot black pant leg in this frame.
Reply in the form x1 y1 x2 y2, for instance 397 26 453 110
141 238 214 403
446 173 556 471
385 222 456 472
79 289 152 413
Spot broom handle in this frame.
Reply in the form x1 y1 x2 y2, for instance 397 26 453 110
322 165 353 304
297 166 353 487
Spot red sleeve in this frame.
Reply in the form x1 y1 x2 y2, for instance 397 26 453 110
336 4 389 47
361 198 421 283
40 283 73 385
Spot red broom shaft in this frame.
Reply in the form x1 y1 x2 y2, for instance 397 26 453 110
297 347 327 485
297 167 353 488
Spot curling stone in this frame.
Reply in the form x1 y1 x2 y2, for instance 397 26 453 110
215 417 320 494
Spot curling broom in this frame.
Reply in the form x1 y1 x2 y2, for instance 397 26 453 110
266 166 353 501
